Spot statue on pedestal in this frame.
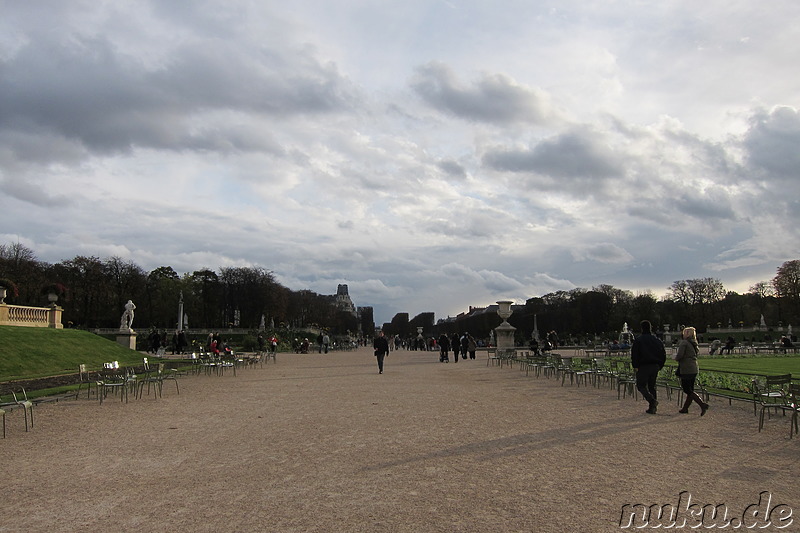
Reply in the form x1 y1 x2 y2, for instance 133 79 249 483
120 299 136 331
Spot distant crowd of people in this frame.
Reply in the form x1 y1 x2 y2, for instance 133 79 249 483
146 328 190 356
708 334 795 355
435 332 478 363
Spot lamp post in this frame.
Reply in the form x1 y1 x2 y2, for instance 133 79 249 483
177 291 184 331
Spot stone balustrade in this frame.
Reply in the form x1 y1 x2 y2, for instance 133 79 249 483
0 304 63 328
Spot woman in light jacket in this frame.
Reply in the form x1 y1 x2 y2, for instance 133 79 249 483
675 327 709 416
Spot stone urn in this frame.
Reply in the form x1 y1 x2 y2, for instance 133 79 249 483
47 292 59 305
0 286 6 304
497 300 513 324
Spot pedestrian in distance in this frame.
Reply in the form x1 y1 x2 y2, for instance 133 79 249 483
467 333 477 360
630 319 666 415
438 334 451 363
460 333 469 360
322 333 330 354
373 330 390 374
451 332 461 363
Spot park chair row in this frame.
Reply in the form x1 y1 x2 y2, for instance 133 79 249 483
188 350 274 376
495 351 800 438
497 352 677 404
3 351 276 436
76 359 182 404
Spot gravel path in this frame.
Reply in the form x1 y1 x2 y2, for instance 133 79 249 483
1 347 798 532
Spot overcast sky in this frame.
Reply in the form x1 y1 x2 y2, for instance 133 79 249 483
2 1 799 324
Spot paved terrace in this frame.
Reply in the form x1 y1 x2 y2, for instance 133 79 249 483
1 347 797 532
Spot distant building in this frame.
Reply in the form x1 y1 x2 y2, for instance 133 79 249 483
335 284 357 316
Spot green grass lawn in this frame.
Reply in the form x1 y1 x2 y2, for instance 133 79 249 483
656 354 800 400
0 325 143 381
664 355 800 378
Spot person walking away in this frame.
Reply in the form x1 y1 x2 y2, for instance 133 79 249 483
177 330 188 355
322 333 330 354
467 334 477 360
631 320 666 415
270 335 278 355
460 333 469 360
257 333 266 353
373 331 390 374
675 327 709 416
451 333 461 363
438 334 451 363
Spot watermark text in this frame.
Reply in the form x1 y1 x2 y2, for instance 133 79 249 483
619 491 792 529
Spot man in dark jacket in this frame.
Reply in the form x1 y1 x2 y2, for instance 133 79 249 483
630 320 666 414
373 331 390 374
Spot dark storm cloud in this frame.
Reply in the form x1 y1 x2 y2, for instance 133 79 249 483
410 62 556 125
482 129 624 182
421 213 501 240
743 106 800 182
673 189 736 222
571 243 633 264
437 159 467 179
0 29 356 158
0 174 70 208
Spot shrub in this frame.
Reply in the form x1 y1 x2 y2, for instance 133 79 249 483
0 277 18 298
41 282 68 296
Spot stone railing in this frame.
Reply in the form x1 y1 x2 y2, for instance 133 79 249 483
0 304 63 328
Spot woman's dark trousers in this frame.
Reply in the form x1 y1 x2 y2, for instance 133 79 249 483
680 374 705 410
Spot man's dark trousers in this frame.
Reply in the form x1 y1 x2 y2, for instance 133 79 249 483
636 363 660 406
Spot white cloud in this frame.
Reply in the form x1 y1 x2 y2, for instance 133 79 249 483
1 0 799 323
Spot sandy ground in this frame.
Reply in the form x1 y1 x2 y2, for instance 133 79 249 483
1 347 798 532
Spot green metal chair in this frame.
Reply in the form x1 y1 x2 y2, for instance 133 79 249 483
11 388 34 432
754 374 793 432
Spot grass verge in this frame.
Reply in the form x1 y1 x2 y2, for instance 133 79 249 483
0 325 142 381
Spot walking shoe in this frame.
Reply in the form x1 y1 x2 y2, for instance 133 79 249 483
646 408 657 414
678 408 689 414
700 403 709 416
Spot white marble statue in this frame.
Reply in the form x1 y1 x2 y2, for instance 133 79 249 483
120 299 136 331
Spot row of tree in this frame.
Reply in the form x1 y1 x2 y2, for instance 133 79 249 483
381 263 800 343
0 243 372 335
3 241 800 342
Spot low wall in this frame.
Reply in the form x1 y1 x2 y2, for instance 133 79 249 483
0 304 63 328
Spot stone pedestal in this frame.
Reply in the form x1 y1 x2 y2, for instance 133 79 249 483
48 305 63 329
495 322 517 358
494 300 517 359
116 330 137 350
